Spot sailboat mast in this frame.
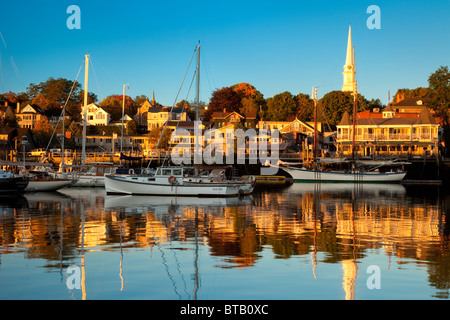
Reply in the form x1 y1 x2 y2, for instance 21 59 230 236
81 54 89 165
196 43 200 120
120 84 127 166
194 43 201 165
313 87 318 160
61 99 66 173
351 45 357 162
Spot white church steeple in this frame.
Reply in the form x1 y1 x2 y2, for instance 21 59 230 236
342 25 357 92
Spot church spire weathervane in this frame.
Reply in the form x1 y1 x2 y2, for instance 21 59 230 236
342 25 357 93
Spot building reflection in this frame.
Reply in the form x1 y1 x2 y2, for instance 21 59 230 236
0 184 449 299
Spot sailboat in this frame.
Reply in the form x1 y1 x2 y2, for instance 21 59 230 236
50 55 121 187
26 170 74 192
22 83 78 191
105 44 255 196
281 87 407 183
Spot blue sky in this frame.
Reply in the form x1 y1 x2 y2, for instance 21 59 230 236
0 0 449 106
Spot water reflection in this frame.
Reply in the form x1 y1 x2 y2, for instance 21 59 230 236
0 183 449 300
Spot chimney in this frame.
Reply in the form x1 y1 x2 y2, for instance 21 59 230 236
16 102 20 113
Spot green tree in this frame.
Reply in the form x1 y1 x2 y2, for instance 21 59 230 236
319 91 367 126
134 95 148 107
265 91 298 121
428 66 450 154
78 90 98 105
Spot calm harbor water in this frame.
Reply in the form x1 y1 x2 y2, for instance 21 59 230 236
0 183 449 300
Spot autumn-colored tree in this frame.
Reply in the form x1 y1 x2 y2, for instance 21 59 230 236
32 118 54 147
231 82 265 116
1 91 17 104
205 87 242 120
232 82 258 98
31 93 51 109
393 87 432 103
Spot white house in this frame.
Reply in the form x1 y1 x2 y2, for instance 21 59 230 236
80 103 111 126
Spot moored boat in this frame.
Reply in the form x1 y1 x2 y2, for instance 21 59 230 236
282 165 407 183
25 171 75 192
105 166 242 197
0 170 29 193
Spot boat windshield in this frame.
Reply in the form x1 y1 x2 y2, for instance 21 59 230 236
155 167 184 177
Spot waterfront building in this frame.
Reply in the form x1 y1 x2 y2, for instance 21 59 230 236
336 98 439 158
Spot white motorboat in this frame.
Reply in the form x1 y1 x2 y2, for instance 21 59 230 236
198 168 256 195
105 44 255 197
105 166 242 197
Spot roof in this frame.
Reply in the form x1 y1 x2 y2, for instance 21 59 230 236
345 116 436 126
147 106 185 114
338 111 352 126
166 121 202 129
416 108 436 125
19 104 46 114
392 98 428 107
211 110 256 120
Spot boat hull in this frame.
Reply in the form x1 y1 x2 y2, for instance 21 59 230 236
26 179 73 192
0 177 29 193
105 175 241 197
70 175 105 187
283 166 407 183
